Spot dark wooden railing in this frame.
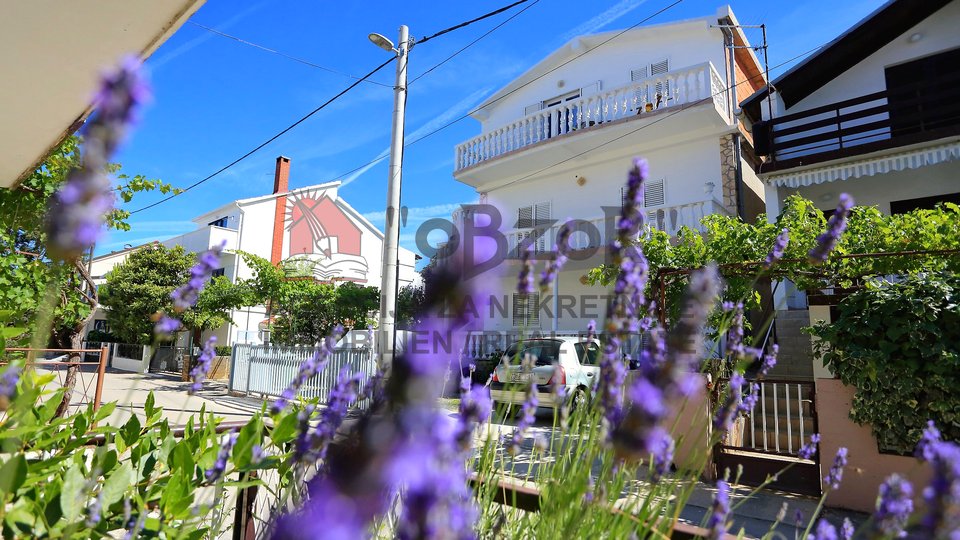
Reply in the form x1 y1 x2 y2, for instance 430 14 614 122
754 71 960 170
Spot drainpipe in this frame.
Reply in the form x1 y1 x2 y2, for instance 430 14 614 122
231 202 245 345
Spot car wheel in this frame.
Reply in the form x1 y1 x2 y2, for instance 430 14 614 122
571 387 587 412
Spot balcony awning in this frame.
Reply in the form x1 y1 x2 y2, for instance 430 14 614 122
0 0 206 188
765 140 960 188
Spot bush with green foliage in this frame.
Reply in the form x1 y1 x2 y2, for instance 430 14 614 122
811 272 960 454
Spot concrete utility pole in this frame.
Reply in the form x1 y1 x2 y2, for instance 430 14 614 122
371 25 409 370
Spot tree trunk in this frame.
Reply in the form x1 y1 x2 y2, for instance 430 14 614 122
55 364 79 418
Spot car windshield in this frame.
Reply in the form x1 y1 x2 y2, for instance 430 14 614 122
503 340 562 366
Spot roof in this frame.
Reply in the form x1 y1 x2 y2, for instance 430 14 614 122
472 9 728 117
0 0 206 188
740 0 953 120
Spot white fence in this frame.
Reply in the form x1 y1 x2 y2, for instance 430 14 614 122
229 344 378 406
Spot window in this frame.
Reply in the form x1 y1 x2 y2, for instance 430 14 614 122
889 192 960 215
512 293 540 327
504 340 561 365
620 179 666 208
208 216 229 228
211 268 226 278
574 342 600 366
517 202 551 255
631 58 671 107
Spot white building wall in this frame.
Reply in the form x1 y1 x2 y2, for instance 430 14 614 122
486 136 722 225
785 2 960 115
481 23 729 130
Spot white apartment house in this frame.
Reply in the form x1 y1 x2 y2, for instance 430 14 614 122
88 156 420 346
738 0 960 378
452 6 765 337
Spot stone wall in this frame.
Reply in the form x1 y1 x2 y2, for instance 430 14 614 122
718 134 738 215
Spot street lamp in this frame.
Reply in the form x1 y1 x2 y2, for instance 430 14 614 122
373 25 409 371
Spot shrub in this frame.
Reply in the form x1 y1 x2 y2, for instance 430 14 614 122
811 272 960 453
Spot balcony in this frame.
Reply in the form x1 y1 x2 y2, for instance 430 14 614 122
503 199 730 257
753 70 960 172
162 225 239 254
455 63 729 174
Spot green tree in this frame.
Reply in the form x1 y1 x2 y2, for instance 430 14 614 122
396 284 425 329
99 244 193 344
333 282 379 330
181 275 255 347
0 136 179 348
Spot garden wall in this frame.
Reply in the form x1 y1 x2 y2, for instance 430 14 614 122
816 378 931 513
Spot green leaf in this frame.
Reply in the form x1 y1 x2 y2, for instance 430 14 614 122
94 401 117 423
0 454 27 496
121 414 141 447
233 416 262 469
144 392 156 419
100 462 133 507
60 463 84 521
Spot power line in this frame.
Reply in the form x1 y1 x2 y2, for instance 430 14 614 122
187 21 393 87
401 0 686 148
410 0 541 85
247 0 686 196
129 56 396 214
417 0 533 45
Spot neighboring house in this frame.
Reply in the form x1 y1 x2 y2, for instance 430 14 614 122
452 6 765 335
739 0 960 377
743 0 960 227
87 156 420 346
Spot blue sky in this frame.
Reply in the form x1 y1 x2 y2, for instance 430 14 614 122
103 0 884 257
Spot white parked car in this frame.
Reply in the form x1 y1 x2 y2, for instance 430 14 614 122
490 337 601 410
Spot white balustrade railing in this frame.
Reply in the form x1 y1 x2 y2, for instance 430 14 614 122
455 62 727 171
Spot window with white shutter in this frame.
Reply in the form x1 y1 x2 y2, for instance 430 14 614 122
620 180 666 209
631 59 671 108
524 102 544 116
516 202 551 255
512 293 541 327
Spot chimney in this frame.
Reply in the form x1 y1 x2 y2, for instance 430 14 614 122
270 156 291 265
273 156 290 194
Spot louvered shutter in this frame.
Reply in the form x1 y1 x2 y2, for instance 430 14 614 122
518 205 533 229
534 202 551 253
651 59 670 104
644 179 665 207
631 67 648 109
580 81 602 97
524 102 543 116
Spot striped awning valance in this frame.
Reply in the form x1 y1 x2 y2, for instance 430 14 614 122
767 140 960 188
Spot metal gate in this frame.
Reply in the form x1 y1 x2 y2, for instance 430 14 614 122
149 345 186 375
714 378 822 496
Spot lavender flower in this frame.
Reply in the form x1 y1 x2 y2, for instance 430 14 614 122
188 336 216 394
873 474 913 538
539 221 572 290
0 365 20 400
153 314 181 337
914 422 960 537
795 510 805 530
738 382 760 415
809 194 854 263
586 320 596 343
824 447 849 490
292 404 317 462
759 345 778 377
707 480 730 540
270 325 343 414
714 373 744 434
251 444 266 465
86 492 102 528
204 431 238 483
724 302 745 358
47 56 149 260
171 241 225 311
517 243 535 295
840 518 854 540
764 228 789 268
456 378 492 451
799 434 820 460
809 519 838 540
296 369 361 463
509 380 538 455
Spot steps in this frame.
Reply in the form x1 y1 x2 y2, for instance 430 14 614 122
769 309 814 379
